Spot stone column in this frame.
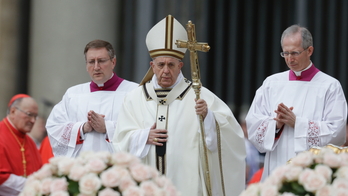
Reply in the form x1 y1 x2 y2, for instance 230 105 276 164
29 0 119 118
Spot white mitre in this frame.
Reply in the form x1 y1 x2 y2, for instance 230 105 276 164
140 15 188 85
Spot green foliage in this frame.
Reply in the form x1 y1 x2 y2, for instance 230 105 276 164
279 181 314 196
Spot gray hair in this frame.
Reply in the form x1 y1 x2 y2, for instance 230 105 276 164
6 98 23 115
281 25 313 49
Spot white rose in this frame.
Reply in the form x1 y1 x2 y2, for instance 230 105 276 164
335 166 348 180
50 177 68 192
332 178 348 189
280 192 297 196
291 151 314 167
314 164 332 183
260 185 278 196
85 158 107 174
122 186 144 196
100 167 122 188
335 188 348 196
140 181 159 196
19 186 37 196
68 163 88 181
119 176 137 192
40 177 53 195
98 188 121 196
239 183 260 196
113 166 131 179
49 156 67 174
129 163 152 182
298 168 316 185
111 152 141 167
270 165 291 182
303 173 326 192
154 176 170 188
323 153 341 168
263 175 282 189
33 164 52 180
79 173 102 195
339 153 348 167
50 190 70 196
57 157 75 176
95 151 112 164
315 185 334 196
285 166 303 181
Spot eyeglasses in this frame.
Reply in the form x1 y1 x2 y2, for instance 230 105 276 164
15 106 38 119
280 48 308 58
86 58 111 66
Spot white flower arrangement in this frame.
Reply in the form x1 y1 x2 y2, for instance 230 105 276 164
240 146 348 196
20 151 180 196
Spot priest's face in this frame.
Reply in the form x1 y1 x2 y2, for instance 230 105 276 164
86 47 116 84
150 57 183 88
10 98 38 134
282 33 313 72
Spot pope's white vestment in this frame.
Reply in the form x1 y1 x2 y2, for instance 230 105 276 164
246 66 347 181
46 79 138 158
113 75 246 196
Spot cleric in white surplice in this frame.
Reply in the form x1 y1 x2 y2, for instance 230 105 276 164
46 40 138 158
246 25 347 181
113 15 246 195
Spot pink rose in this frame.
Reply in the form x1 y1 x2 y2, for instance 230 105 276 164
57 158 75 175
239 183 260 196
303 173 326 192
323 153 341 168
113 166 131 179
34 164 52 180
79 173 102 195
50 191 69 196
263 175 282 189
50 177 68 192
129 163 152 182
298 168 316 185
154 189 167 196
68 163 87 181
335 166 348 180
285 166 303 181
260 185 278 196
95 151 112 164
291 151 313 167
332 178 348 189
163 183 180 196
339 153 348 167
336 188 348 196
315 185 335 196
111 152 140 167
140 181 159 196
270 165 291 182
154 176 170 188
100 168 122 188
315 164 332 183
40 177 53 195
85 158 107 174
122 186 144 196
119 176 137 192
98 188 121 196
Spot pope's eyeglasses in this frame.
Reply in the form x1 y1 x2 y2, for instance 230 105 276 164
15 106 38 120
87 58 111 66
280 48 308 58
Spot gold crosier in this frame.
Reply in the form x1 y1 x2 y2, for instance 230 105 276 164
4 120 27 177
176 21 212 196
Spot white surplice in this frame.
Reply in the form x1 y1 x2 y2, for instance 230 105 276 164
113 75 246 196
246 70 347 181
46 80 138 158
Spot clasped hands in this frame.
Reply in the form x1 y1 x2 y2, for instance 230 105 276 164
147 98 208 146
83 110 106 134
274 103 296 129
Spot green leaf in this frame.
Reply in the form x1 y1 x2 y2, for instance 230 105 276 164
68 180 80 194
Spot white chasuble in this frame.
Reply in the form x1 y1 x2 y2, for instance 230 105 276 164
246 70 347 181
113 78 246 196
46 80 138 158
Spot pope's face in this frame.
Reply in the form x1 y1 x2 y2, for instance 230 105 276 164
86 48 116 84
10 98 38 134
282 33 313 72
150 57 183 88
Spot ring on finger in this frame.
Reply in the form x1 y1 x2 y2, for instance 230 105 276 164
154 138 158 142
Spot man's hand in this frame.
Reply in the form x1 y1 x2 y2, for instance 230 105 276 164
87 110 106 133
146 123 168 146
274 103 295 129
195 98 208 120
83 122 93 134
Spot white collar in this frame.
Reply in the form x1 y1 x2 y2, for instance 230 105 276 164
293 62 312 76
96 73 114 87
152 71 184 89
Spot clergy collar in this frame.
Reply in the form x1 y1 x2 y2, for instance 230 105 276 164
5 117 26 138
90 72 124 92
289 63 319 81
152 71 184 89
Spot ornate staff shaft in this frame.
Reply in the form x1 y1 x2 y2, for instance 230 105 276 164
176 21 212 196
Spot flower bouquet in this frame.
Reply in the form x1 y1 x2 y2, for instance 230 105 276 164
240 146 348 196
20 151 180 196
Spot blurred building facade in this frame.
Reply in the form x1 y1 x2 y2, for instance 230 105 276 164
0 0 347 120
